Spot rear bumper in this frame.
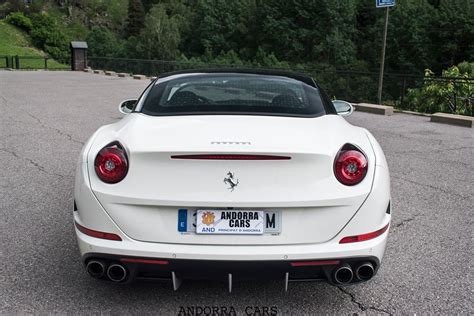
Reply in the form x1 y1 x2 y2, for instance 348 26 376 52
75 210 389 286
75 211 389 261
82 253 380 285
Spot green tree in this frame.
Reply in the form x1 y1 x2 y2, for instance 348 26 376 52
134 4 181 60
86 26 123 56
126 0 145 37
187 0 258 59
257 0 358 66
429 0 474 72
384 0 435 74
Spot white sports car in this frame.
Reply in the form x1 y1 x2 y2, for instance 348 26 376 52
74 69 391 290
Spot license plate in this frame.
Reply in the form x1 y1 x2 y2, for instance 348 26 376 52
178 209 281 235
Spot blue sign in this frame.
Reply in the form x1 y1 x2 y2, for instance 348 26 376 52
376 0 395 8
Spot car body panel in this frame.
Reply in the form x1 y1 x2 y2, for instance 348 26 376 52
83 114 376 245
73 70 391 285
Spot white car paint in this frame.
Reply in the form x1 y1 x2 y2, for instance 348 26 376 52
74 72 391 287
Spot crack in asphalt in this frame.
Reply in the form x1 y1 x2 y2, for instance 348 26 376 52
391 175 470 200
0 94 8 106
394 217 415 228
0 148 72 179
25 112 85 145
337 286 392 315
391 146 474 155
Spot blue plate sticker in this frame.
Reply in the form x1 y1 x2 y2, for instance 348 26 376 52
178 209 188 232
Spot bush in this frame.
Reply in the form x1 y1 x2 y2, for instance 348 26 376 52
406 62 473 116
87 26 123 57
5 12 32 31
29 13 69 60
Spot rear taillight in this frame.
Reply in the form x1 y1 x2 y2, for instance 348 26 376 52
94 142 128 184
334 144 368 186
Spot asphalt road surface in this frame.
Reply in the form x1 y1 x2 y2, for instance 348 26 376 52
1 71 472 315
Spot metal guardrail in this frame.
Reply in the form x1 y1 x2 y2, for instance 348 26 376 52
0 55 69 70
1 55 470 115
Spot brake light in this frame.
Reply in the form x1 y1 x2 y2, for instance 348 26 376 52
94 142 128 183
334 145 368 186
339 223 389 244
171 154 291 160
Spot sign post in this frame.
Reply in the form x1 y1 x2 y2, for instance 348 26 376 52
376 0 395 105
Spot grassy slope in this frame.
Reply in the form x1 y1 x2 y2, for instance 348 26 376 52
0 20 67 69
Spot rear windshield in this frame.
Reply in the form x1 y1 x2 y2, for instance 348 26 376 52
140 73 327 117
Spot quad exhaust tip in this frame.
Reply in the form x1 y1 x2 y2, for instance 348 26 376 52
333 263 353 285
107 264 128 282
86 260 106 279
356 262 374 281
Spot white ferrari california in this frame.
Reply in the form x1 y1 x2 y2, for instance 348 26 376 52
74 69 391 291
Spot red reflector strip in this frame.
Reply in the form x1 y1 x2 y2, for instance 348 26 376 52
290 260 340 267
75 222 122 241
339 223 390 244
171 154 291 160
120 258 169 265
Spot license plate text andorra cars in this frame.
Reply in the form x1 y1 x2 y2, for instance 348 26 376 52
178 209 281 235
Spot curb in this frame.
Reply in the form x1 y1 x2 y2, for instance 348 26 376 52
80 70 473 127
430 112 473 128
393 109 432 117
354 103 394 116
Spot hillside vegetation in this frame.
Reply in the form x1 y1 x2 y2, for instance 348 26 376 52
0 20 43 56
2 0 472 74
1 0 472 114
0 20 66 68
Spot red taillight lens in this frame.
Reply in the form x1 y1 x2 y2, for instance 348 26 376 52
94 142 128 184
334 146 368 186
75 222 122 241
339 223 389 244
171 154 291 160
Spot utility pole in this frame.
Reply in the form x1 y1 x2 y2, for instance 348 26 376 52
377 6 390 105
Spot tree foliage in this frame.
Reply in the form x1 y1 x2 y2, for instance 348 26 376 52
407 62 473 115
5 11 32 31
133 4 181 60
126 0 145 37
3 0 473 113
86 26 123 57
28 13 69 59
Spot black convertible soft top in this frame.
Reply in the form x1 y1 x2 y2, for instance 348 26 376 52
157 68 317 87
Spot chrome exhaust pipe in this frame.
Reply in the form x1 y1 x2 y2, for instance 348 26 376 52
333 263 353 285
107 264 127 282
356 262 374 281
86 260 106 278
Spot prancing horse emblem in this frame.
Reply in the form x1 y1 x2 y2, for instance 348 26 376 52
223 172 239 192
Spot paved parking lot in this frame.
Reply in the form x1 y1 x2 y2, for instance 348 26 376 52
1 71 472 314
